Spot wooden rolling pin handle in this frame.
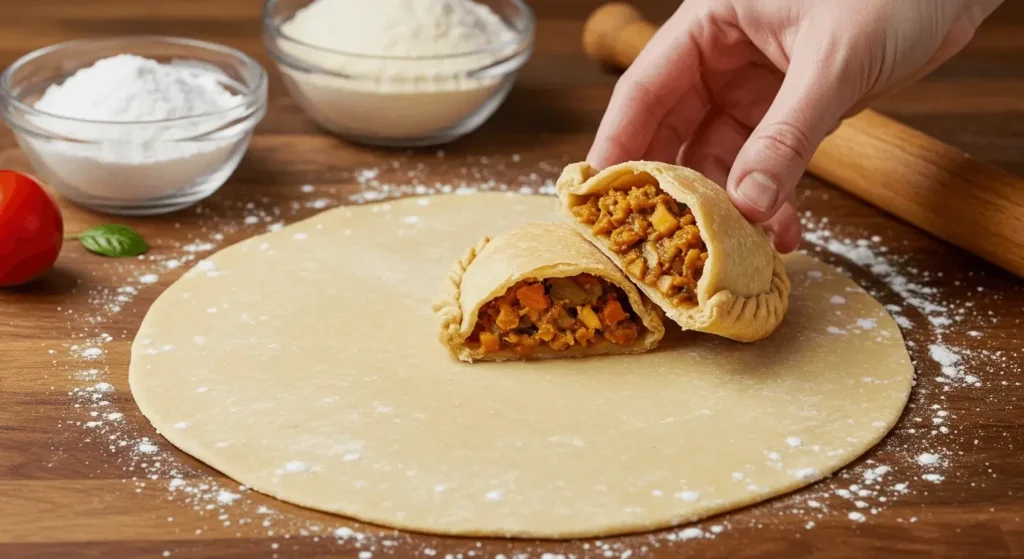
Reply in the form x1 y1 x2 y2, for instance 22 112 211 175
809 113 1024 280
582 3 658 70
582 2 1024 279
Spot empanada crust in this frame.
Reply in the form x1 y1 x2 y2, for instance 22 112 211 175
434 223 666 362
556 161 790 342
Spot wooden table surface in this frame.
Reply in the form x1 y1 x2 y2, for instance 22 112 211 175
2 1 1023 558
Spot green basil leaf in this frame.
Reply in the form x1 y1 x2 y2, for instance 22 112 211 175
77 225 149 258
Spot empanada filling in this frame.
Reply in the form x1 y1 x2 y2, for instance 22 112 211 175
469 274 642 356
571 184 708 307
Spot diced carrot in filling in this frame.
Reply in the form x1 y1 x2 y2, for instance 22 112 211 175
469 274 643 356
571 184 708 307
601 298 628 325
516 282 550 310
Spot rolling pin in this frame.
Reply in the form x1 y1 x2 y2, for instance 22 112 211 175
583 2 1024 280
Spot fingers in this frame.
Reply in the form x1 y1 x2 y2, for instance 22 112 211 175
681 107 803 253
726 43 853 225
641 94 710 164
705 62 784 130
642 122 688 167
679 109 750 186
587 3 707 168
764 201 802 253
679 62 783 186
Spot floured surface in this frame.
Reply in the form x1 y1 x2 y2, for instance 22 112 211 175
129 193 913 538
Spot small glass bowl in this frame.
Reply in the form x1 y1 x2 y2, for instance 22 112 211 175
263 0 534 147
0 36 268 216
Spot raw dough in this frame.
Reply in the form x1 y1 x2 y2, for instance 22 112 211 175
557 161 790 342
130 193 913 538
435 222 666 362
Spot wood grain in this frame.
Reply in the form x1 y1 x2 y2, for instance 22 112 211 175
808 110 1024 280
1 1 1023 558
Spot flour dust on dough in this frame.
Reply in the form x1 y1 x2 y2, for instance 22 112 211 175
130 193 913 538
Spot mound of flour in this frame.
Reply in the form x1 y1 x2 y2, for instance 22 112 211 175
276 0 524 140
25 54 245 201
283 0 517 60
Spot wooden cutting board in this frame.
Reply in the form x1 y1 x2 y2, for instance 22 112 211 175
1 1 1023 557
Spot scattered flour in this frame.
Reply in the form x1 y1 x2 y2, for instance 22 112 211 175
793 468 819 480
42 158 1016 558
284 461 310 473
676 527 704 541
929 345 960 367
675 491 700 502
855 318 877 330
217 490 241 505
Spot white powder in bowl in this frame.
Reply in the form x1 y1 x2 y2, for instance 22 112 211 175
274 0 526 142
21 54 248 202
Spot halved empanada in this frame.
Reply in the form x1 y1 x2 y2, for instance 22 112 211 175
556 161 790 342
434 223 665 362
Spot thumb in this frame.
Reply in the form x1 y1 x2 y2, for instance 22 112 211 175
727 48 854 224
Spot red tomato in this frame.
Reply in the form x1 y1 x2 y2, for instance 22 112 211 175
0 171 64 287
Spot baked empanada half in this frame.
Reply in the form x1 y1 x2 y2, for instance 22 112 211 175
556 161 790 342
435 223 665 362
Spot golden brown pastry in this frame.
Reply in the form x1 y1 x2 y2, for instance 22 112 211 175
556 161 790 342
435 223 665 362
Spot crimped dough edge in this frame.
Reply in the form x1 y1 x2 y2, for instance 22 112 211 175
433 235 492 362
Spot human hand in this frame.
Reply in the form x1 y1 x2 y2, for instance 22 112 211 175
587 0 1004 252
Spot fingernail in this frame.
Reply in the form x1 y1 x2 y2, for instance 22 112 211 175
736 172 778 214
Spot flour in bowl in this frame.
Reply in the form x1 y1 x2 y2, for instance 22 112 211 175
282 0 517 61
272 0 529 142
22 54 248 202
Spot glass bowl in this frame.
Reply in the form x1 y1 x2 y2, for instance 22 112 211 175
0 36 267 216
263 0 534 147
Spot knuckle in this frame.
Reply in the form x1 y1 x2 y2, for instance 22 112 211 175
756 121 816 165
615 71 668 114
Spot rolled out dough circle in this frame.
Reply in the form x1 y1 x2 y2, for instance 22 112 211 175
130 193 913 538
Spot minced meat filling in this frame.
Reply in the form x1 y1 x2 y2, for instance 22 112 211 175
571 184 708 307
470 274 641 356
